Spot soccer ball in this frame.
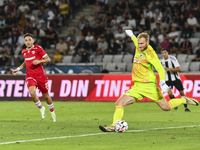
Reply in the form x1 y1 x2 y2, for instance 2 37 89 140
114 120 128 133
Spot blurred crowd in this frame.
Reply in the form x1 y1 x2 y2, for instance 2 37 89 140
0 0 88 66
0 0 200 67
53 0 200 64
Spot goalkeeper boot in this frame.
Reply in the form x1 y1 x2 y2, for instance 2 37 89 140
50 112 56 122
185 108 191 112
99 125 115 132
182 96 199 106
40 106 46 119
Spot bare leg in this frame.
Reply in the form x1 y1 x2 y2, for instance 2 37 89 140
112 95 136 125
29 86 45 118
42 92 53 105
43 92 56 122
29 86 40 103
115 95 136 107
156 100 171 111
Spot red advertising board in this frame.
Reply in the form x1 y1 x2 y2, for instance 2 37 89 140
0 74 200 101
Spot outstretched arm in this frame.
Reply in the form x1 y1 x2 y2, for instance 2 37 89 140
148 52 169 93
12 61 26 76
125 29 138 47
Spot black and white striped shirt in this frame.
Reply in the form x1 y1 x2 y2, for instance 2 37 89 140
160 55 180 81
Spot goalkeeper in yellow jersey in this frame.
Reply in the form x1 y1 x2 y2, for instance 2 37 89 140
99 30 199 132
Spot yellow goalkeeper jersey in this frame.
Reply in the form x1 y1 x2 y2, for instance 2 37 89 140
131 36 165 84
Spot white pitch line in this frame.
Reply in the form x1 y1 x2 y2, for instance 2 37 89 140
0 125 200 145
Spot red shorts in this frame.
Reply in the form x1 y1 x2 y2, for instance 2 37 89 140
26 77 49 93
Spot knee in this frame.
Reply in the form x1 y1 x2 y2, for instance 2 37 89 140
29 91 37 98
161 106 171 111
115 99 134 107
43 93 50 100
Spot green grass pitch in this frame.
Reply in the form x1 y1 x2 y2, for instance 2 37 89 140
0 101 200 150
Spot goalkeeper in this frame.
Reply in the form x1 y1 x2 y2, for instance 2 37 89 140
99 30 199 132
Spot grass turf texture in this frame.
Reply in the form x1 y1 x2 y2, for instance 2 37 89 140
0 101 200 150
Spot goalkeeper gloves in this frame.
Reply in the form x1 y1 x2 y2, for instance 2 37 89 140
160 80 170 93
125 30 135 39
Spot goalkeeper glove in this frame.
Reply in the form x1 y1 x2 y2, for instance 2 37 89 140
125 30 135 39
160 80 170 93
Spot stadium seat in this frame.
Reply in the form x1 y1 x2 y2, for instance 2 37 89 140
160 22 166 29
85 63 96 66
193 46 199 54
112 55 123 63
117 16 125 23
77 63 86 66
150 23 156 31
171 53 177 57
72 55 81 63
65 63 77 66
105 63 117 71
190 62 200 71
122 55 133 63
190 38 199 49
157 54 162 60
177 54 187 63
102 55 113 63
192 32 200 38
55 63 66 66
116 63 127 71
180 62 190 72
126 63 133 72
96 62 106 70
92 55 103 63
62 56 73 63
186 55 195 62
179 38 184 44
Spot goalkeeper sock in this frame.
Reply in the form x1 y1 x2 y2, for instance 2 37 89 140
184 104 188 108
112 106 124 125
168 98 185 109
35 100 42 109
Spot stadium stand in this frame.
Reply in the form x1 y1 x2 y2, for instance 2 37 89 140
0 0 199 73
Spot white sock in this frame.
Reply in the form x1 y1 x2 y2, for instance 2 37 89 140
35 100 42 109
47 103 54 112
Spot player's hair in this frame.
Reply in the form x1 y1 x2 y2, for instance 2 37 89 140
137 33 149 41
161 48 169 52
23 33 34 39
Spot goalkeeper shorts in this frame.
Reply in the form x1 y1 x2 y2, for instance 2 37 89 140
123 82 165 102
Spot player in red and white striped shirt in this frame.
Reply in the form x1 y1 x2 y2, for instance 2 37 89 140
12 33 56 122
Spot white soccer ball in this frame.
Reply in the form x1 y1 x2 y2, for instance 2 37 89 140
114 120 128 133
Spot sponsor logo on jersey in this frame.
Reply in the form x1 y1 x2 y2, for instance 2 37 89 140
25 56 35 61
134 59 141 63
139 54 143 58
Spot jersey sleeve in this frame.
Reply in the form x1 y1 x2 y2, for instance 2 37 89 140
173 57 180 68
131 36 138 47
38 46 47 58
146 46 165 81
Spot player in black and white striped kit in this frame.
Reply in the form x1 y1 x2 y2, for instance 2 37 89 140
160 48 190 112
